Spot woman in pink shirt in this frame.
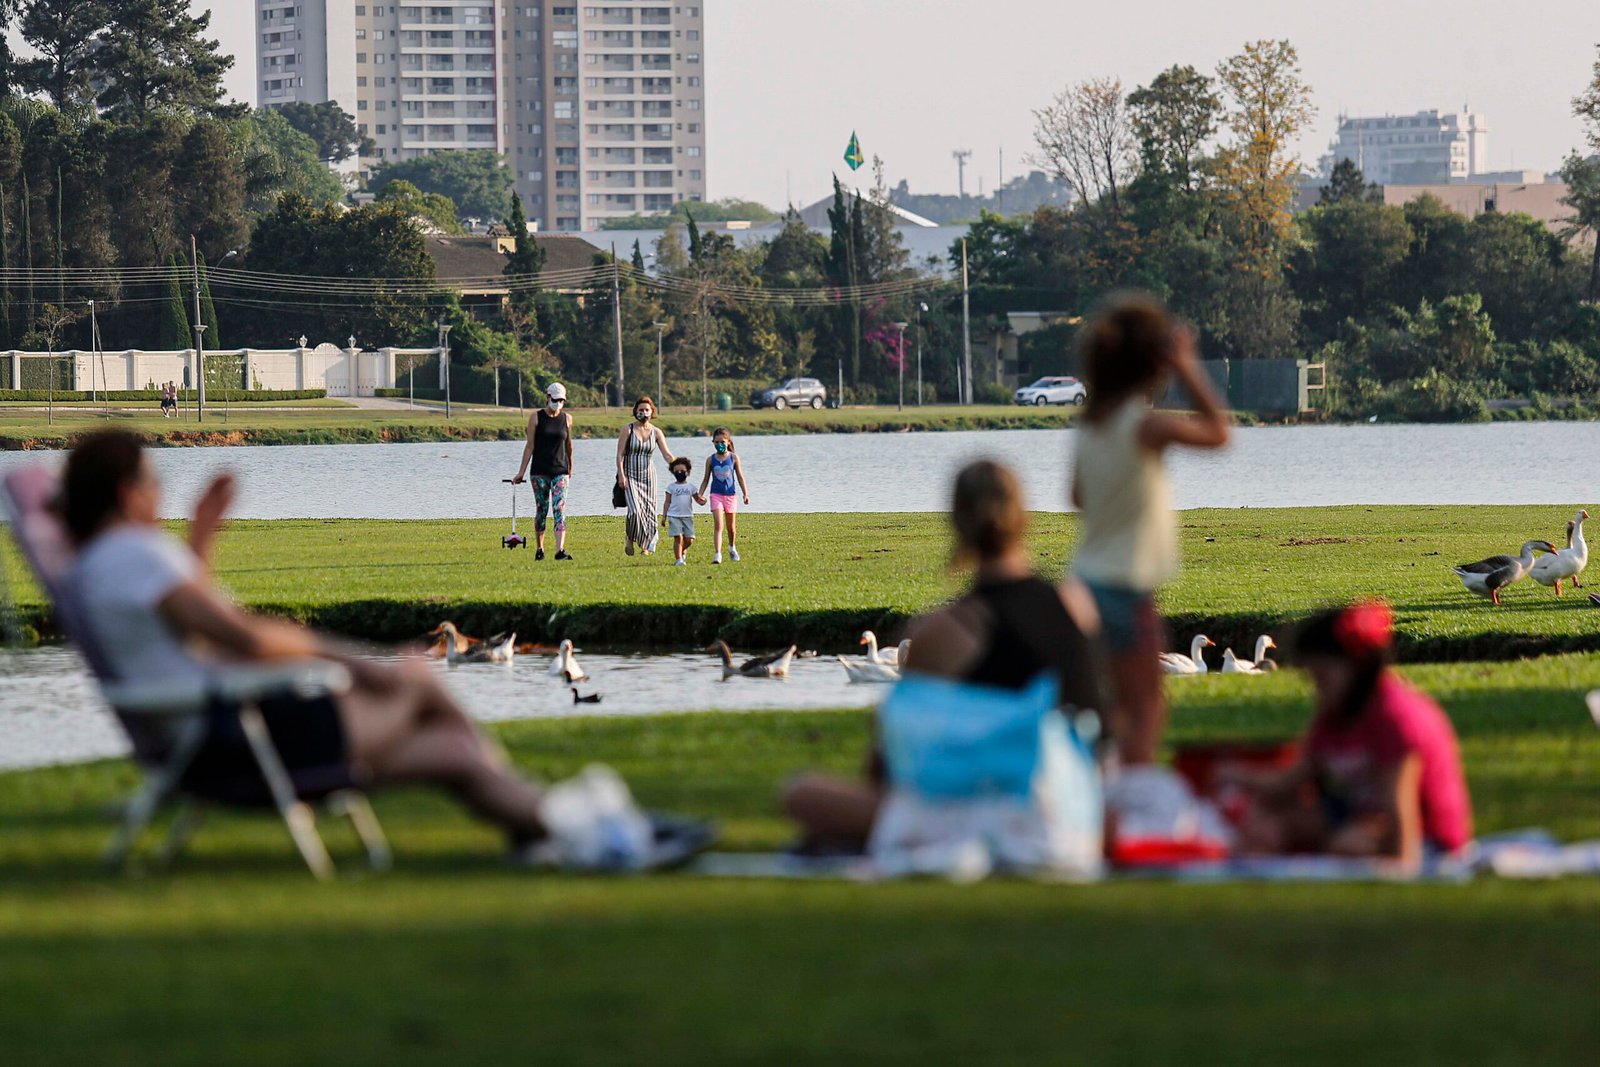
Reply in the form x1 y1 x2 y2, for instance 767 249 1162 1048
1223 603 1473 866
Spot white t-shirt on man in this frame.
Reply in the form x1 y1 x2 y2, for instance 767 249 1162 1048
664 481 697 518
71 525 209 686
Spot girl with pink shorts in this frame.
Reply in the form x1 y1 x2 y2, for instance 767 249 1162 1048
697 426 750 564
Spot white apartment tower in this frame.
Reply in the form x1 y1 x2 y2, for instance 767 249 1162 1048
1329 109 1488 185
255 2 708 232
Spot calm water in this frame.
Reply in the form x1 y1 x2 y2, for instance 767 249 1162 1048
0 422 1591 520
0 646 884 771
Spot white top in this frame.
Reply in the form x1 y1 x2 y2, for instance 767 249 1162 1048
71 526 208 686
1071 398 1178 591
664 480 697 518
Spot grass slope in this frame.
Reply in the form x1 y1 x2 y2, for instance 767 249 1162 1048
1 657 1597 1064
0 404 1074 450
6 506 1591 658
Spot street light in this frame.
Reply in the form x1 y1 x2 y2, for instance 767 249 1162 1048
892 322 909 411
917 302 928 406
437 320 454 419
653 320 667 405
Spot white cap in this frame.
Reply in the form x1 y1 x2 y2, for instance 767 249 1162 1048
545 382 567 400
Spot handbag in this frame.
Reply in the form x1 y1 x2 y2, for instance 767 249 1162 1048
612 478 627 509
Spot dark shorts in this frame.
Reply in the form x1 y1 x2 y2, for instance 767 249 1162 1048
181 692 353 804
1081 580 1164 654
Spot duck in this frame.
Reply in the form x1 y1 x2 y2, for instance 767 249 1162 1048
859 630 901 666
547 639 589 683
1452 540 1559 606
1220 647 1263 675
426 621 480 659
570 687 602 705
839 641 909 684
444 629 517 666
708 640 796 680
1529 510 1589 597
1223 635 1278 674
1159 635 1214 675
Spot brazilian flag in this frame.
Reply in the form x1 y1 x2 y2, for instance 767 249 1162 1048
843 131 864 171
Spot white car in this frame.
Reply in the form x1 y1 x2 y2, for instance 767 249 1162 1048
1014 376 1086 406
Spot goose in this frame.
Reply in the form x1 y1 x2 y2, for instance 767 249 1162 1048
860 630 901 666
445 630 517 666
1220 647 1263 675
547 639 589 683
708 640 796 680
426 621 480 659
1159 635 1214 675
1530 510 1589 597
839 641 909 684
1225 635 1278 674
571 687 603 705
1452 540 1559 606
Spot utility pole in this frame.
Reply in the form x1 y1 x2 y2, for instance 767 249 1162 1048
436 319 453 419
893 322 908 411
611 244 625 403
961 240 973 405
191 234 206 422
953 149 972 199
916 302 927 406
87 300 96 407
653 320 667 404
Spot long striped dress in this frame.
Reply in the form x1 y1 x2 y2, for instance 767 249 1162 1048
623 426 659 551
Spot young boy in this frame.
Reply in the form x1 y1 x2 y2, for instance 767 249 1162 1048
663 457 700 566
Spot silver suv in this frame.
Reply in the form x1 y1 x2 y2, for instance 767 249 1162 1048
750 377 827 410
1014 376 1087 406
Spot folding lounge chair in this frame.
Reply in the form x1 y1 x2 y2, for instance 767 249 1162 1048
1 465 390 880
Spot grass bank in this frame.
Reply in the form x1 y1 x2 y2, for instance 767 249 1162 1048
0 403 1075 450
3 506 1594 660
1 656 1596 1064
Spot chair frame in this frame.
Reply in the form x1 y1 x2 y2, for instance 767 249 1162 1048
2 465 391 880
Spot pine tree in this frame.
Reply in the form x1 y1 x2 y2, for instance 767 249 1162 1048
197 249 221 374
159 254 190 351
686 214 703 263
631 239 646 273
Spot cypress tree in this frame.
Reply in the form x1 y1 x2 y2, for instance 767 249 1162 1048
19 173 33 341
631 239 646 273
0 181 11 354
197 249 219 350
159 254 191 351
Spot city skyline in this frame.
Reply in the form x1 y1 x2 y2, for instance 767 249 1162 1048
208 1 1597 209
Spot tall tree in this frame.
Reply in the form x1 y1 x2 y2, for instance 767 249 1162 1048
236 107 347 210
15 0 111 110
1319 158 1379 205
631 239 646 273
1565 47 1600 299
158 254 190 351
275 100 371 163
95 0 233 120
369 149 512 222
1215 39 1316 260
376 179 464 234
176 119 249 260
1127 65 1221 195
0 0 24 96
1030 76 1138 212
501 190 545 340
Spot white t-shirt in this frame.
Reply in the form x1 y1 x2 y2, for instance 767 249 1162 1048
664 480 697 518
71 526 209 686
1071 398 1178 591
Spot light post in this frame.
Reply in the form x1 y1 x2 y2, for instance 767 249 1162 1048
437 320 454 419
916 302 928 406
892 321 908 411
653 320 667 405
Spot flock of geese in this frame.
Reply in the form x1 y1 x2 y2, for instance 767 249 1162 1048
1159 634 1278 676
1451 509 1589 605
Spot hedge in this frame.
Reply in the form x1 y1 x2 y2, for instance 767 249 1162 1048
0 389 327 403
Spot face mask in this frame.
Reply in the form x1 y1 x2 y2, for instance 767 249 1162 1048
547 401 562 413
714 442 728 455
674 471 689 482
635 410 650 422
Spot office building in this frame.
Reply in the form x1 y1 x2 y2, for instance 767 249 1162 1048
1328 109 1488 184
256 2 708 232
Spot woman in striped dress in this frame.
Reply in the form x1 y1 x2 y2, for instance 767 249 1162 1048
615 395 676 555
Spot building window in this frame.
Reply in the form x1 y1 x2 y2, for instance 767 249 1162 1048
356 29 367 39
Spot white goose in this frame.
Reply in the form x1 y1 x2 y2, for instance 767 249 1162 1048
840 640 908 684
1159 635 1214 675
547 639 589 683
1222 635 1277 674
1452 540 1558 606
860 630 901 666
1530 510 1589 597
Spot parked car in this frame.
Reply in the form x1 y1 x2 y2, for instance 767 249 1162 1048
750 377 827 410
1013 376 1087 406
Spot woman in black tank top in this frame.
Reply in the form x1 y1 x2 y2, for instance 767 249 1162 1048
511 383 575 560
782 459 1106 852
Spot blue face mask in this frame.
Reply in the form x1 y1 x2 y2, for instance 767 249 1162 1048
715 442 728 455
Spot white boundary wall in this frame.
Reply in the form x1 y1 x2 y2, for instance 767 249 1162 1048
2 345 438 396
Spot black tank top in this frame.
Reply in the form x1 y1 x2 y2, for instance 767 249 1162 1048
961 576 1104 712
530 409 570 477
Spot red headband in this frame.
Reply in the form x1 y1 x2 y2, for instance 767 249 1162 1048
1333 601 1393 659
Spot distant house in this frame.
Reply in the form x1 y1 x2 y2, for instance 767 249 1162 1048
424 234 604 317
794 189 939 230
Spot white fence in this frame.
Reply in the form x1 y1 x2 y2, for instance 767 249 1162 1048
3 344 441 397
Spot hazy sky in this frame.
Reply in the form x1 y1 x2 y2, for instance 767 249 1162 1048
206 1 1598 208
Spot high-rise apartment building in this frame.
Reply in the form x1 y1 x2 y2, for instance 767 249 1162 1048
255 2 708 232
1327 109 1488 184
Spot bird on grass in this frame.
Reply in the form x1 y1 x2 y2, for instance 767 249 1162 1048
1452 540 1559 606
707 640 795 680
1160 635 1214 675
1529 510 1588 597
1221 635 1277 675
571 688 602 705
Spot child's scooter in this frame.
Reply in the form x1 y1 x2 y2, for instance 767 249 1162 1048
502 479 528 549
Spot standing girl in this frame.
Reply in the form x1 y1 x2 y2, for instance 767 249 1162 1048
510 382 574 561
615 395 676 556
696 426 750 563
1070 293 1230 767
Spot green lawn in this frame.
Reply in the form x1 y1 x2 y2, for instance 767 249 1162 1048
0 403 1072 449
6 506 1590 657
2 656 1597 1064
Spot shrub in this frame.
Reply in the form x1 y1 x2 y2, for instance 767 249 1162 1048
977 382 1014 405
1368 372 1489 423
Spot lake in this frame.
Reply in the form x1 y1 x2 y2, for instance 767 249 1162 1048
0 422 1591 520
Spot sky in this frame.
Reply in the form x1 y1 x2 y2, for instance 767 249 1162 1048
206 1 1598 209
